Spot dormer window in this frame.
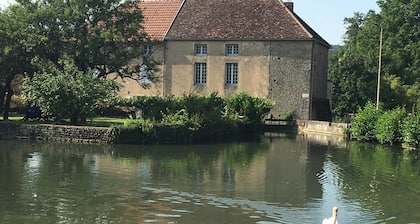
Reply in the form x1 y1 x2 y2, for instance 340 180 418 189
195 44 207 56
226 44 239 56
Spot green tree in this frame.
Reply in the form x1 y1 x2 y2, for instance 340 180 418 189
22 59 119 124
329 0 420 118
53 0 147 76
328 12 377 118
0 4 37 119
1 0 150 120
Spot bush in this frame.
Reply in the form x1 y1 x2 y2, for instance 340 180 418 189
280 109 295 120
224 92 272 124
176 93 225 124
402 110 420 148
110 92 273 144
22 59 119 124
351 101 381 141
375 107 406 144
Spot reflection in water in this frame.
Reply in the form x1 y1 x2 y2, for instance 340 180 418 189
0 136 419 223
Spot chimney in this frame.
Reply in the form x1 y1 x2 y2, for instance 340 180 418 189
284 1 294 11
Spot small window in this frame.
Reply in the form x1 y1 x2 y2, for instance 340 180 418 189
225 63 238 85
226 44 239 56
195 44 207 56
194 63 207 84
143 45 152 55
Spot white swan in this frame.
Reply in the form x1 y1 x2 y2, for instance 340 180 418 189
322 206 338 224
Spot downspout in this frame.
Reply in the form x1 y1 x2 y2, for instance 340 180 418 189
162 40 166 96
161 0 185 97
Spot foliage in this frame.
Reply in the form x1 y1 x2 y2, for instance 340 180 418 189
1 0 151 119
176 93 225 124
110 93 272 144
224 92 273 124
351 102 419 148
0 4 40 119
351 101 382 141
329 0 420 118
111 95 175 121
280 109 296 120
161 109 202 131
22 59 119 124
375 107 406 144
110 91 272 121
401 110 420 148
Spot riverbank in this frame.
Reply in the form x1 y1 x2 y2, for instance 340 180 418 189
0 122 115 144
0 120 350 145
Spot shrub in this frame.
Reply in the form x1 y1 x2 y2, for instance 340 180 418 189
224 92 272 124
375 107 406 144
162 109 202 131
351 101 381 141
22 59 119 124
177 93 225 124
110 92 272 144
280 109 296 120
402 110 420 148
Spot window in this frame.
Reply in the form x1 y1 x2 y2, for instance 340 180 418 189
195 44 207 55
194 63 207 84
143 45 152 55
226 44 239 56
225 63 238 85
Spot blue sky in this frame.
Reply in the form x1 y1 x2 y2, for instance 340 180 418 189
293 0 380 45
1 0 380 45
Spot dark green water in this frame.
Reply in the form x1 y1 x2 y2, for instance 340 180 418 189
0 133 419 223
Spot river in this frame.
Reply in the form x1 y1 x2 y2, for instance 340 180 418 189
0 133 419 223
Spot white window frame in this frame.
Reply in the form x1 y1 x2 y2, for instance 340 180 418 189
194 62 207 85
195 44 207 56
226 44 239 56
225 63 238 85
143 45 152 55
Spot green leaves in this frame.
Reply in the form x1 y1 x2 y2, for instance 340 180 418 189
22 59 119 124
351 101 419 148
351 101 381 141
329 0 420 119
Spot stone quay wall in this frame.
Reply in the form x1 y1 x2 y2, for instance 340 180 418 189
0 122 115 144
296 120 349 137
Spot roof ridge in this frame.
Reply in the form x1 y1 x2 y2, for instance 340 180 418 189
163 0 186 40
163 0 330 42
139 0 184 40
278 0 330 47
279 0 313 39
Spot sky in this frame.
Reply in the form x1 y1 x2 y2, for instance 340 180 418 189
293 0 380 45
0 0 380 45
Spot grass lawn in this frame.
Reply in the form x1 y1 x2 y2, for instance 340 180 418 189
1 113 127 128
87 116 127 127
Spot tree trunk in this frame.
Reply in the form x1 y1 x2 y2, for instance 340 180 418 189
3 83 14 120
0 86 5 114
80 112 86 124
70 112 79 125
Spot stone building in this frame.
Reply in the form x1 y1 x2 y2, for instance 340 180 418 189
117 0 331 121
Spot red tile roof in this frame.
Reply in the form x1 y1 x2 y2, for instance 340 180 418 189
139 0 328 45
139 0 184 40
167 0 327 44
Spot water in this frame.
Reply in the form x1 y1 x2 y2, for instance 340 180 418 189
0 133 419 224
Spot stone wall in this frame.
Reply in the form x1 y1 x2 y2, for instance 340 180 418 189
268 40 313 120
0 122 115 144
296 120 349 137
